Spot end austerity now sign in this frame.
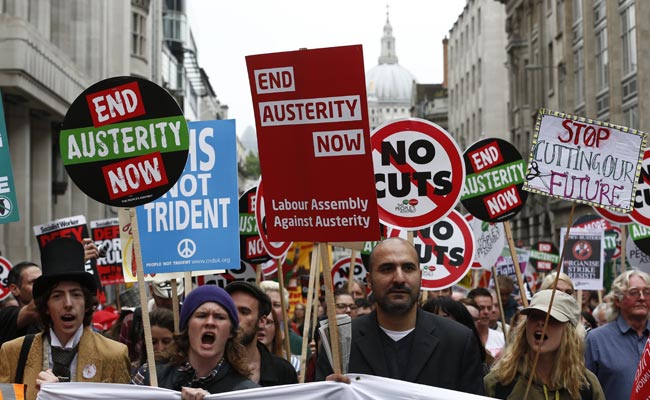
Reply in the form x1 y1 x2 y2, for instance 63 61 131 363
246 45 380 242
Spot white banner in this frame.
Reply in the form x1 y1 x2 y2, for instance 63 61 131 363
37 375 492 400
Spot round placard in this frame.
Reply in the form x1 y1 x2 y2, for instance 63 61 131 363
631 149 650 225
0 257 12 301
60 76 189 207
592 205 633 225
529 241 560 272
461 138 528 222
371 118 465 230
331 256 367 290
239 186 271 264
256 181 292 259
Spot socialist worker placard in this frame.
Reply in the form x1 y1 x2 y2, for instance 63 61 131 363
246 45 380 242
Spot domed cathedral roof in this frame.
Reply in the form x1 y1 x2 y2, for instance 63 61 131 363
366 9 417 104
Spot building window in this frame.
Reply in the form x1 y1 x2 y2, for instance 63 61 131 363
471 65 475 93
573 45 585 106
556 0 564 35
131 11 147 58
620 2 637 76
478 58 482 87
572 0 583 41
594 0 606 23
623 103 638 129
478 108 482 135
595 28 608 91
477 8 481 34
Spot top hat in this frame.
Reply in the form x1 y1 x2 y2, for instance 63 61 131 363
33 237 97 299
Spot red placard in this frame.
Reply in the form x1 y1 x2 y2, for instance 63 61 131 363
246 45 380 242
372 118 465 230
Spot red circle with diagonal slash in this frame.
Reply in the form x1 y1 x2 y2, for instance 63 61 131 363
371 118 465 230
256 181 292 259
0 257 13 301
631 149 650 226
593 205 633 225
384 210 474 290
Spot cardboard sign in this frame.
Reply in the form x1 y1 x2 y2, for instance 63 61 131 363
529 241 560 272
372 118 465 230
135 120 239 274
631 149 650 225
33 215 101 289
239 186 271 264
90 218 124 285
524 109 646 211
385 210 475 290
60 76 189 207
0 92 19 223
494 247 531 297
461 138 527 222
331 256 367 290
464 214 505 270
573 214 620 262
196 262 258 288
559 227 604 290
627 226 650 273
246 45 380 242
0 257 12 300
255 181 292 259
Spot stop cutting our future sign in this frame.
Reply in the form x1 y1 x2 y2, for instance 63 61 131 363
371 118 465 230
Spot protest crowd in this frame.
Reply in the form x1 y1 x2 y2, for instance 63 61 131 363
2 234 649 400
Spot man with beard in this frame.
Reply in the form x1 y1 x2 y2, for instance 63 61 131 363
225 281 297 386
316 237 485 395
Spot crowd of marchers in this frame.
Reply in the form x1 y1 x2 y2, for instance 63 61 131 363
1 236 647 399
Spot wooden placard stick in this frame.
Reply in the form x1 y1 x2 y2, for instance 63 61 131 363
524 203 576 400
276 257 292 362
299 244 320 383
184 271 192 295
621 225 627 272
129 208 158 387
347 248 357 292
503 221 529 307
255 263 262 285
492 266 509 345
319 242 342 374
171 279 180 334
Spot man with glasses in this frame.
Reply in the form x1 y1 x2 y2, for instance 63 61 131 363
585 269 650 399
317 238 485 395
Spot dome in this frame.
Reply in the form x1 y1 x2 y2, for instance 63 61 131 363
366 63 416 103
365 9 416 104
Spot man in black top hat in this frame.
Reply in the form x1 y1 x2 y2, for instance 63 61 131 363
0 237 130 400
225 281 298 386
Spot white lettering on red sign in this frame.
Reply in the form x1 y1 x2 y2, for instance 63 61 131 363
313 129 365 157
102 152 169 199
254 67 295 94
85 81 145 127
468 141 503 172
258 95 361 126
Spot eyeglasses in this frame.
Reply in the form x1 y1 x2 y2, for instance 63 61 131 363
335 303 357 311
624 288 650 299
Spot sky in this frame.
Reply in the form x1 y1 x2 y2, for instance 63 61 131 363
186 1 467 143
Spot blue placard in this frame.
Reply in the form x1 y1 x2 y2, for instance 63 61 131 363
0 92 20 223
136 120 239 273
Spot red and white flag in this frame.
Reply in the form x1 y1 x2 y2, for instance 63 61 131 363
632 337 650 399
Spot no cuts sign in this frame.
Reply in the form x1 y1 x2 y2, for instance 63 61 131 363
371 118 465 230
631 149 650 226
60 76 189 207
246 45 380 242
385 210 474 290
